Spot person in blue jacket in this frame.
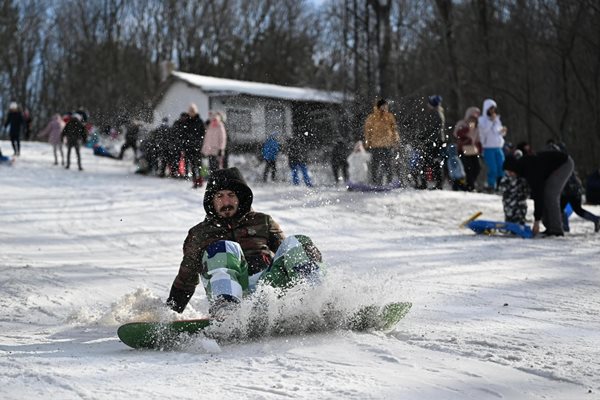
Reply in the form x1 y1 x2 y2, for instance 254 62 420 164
262 131 280 182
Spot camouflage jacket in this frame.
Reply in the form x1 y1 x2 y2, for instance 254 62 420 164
172 211 285 292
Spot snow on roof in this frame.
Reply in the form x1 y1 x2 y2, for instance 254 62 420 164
171 71 346 104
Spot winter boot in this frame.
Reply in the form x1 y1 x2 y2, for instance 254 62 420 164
208 294 240 321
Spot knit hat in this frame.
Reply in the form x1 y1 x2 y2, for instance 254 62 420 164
203 167 253 219
428 95 442 108
503 155 521 173
464 107 480 120
9 102 18 110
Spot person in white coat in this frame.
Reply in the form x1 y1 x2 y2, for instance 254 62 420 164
478 98 507 191
347 141 372 184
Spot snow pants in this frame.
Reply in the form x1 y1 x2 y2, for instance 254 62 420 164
370 148 394 186
332 160 349 183
52 143 64 165
542 156 574 234
290 163 312 186
482 147 505 190
461 155 481 191
10 132 20 155
66 144 82 170
561 194 600 232
200 235 323 302
263 159 277 182
118 140 137 160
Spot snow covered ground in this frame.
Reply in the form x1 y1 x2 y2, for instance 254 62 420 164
1 140 599 400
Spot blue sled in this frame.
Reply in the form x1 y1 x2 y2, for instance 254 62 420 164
467 220 534 239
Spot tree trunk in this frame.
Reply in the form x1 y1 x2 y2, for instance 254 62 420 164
476 0 494 94
367 0 392 99
434 0 461 122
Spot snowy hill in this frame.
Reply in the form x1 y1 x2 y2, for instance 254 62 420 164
1 140 599 399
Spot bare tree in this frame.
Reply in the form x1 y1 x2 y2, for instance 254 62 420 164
367 0 392 98
433 0 461 121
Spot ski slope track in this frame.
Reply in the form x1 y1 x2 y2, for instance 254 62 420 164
1 141 599 399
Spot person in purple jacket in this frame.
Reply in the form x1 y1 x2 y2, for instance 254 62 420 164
37 114 66 165
503 150 574 236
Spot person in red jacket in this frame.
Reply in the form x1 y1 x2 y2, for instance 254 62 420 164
453 106 482 191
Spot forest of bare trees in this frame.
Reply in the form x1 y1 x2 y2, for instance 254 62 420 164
1 0 599 173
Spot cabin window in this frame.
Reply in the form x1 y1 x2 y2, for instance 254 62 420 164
265 104 286 136
226 108 252 136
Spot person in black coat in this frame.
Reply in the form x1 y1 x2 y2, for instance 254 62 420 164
183 104 206 188
287 134 313 187
331 139 349 184
503 150 574 236
62 113 87 170
170 112 190 177
3 102 24 156
118 120 140 161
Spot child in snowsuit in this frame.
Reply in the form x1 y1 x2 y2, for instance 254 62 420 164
347 141 372 185
498 151 530 224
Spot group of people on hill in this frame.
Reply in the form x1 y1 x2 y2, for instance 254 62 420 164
324 96 598 237
142 108 315 189
258 131 313 187
354 95 500 192
37 111 88 170
2 103 88 170
353 96 447 190
5 96 598 237
140 104 227 188
450 99 598 236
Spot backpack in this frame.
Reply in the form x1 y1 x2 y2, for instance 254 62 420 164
446 144 466 181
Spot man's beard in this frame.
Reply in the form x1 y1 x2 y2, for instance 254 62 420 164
218 205 236 218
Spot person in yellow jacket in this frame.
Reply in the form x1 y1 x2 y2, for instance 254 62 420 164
363 99 400 185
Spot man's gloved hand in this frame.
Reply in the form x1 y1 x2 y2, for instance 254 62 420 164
166 284 194 313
